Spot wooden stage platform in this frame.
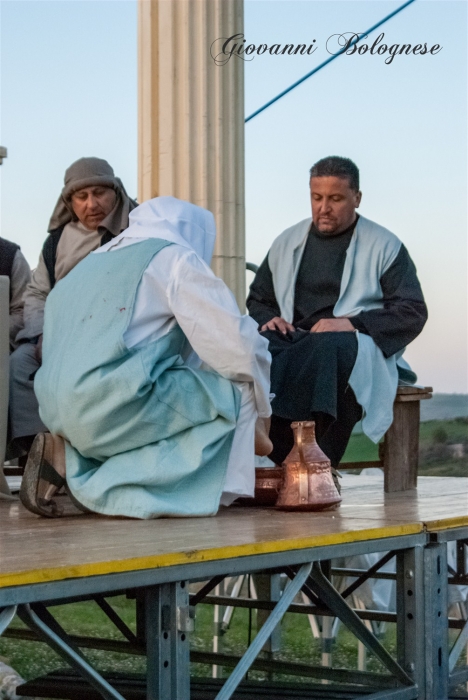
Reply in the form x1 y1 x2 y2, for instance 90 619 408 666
0 476 467 700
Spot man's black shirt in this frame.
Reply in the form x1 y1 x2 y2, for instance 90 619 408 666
246 218 428 358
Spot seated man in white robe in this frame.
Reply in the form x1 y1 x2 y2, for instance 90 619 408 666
19 197 272 519
247 156 427 484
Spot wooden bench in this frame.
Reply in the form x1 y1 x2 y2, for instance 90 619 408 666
340 385 433 493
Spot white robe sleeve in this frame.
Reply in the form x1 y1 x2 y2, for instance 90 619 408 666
166 249 272 418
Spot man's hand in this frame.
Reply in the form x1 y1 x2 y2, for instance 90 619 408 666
35 334 43 364
260 317 295 334
310 318 355 333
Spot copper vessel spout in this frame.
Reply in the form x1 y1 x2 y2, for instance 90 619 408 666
275 421 341 511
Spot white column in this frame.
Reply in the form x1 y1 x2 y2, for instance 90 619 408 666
138 0 246 308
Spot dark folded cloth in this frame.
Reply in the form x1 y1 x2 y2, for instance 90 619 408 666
264 329 358 420
262 329 361 467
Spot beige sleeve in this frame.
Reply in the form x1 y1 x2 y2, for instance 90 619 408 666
9 250 31 350
15 253 51 342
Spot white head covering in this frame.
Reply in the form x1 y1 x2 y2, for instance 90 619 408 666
125 196 216 266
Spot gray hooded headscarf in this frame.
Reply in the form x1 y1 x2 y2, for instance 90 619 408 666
48 157 137 237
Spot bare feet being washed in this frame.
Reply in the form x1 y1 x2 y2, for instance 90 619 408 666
255 416 273 456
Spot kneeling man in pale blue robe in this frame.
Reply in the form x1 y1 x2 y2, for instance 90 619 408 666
20 197 272 519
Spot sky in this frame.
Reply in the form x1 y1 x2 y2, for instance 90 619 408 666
0 0 467 394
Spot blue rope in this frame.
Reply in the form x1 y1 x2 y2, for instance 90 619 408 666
245 0 417 123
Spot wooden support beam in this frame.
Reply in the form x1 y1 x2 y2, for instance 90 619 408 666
383 387 433 492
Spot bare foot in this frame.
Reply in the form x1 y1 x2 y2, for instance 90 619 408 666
255 417 273 456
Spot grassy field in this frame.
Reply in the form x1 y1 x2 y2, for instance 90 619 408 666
1 418 466 686
0 594 399 682
1 591 464 686
342 417 468 477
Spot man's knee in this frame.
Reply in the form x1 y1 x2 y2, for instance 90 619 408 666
316 330 357 351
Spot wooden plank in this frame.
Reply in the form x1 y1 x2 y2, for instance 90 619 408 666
340 475 468 528
383 401 420 492
394 393 432 403
0 502 422 589
0 522 423 590
0 477 465 589
396 386 433 395
425 516 468 532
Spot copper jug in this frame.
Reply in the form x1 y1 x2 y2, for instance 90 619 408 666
275 421 342 511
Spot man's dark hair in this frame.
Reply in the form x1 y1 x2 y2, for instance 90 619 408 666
309 156 360 192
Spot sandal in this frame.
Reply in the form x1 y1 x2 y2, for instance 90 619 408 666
19 433 66 517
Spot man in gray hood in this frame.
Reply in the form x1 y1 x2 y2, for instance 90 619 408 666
8 157 137 460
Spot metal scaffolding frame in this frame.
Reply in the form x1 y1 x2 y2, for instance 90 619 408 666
0 527 466 699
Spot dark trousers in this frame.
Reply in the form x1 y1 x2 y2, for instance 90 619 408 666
269 386 363 467
263 329 362 467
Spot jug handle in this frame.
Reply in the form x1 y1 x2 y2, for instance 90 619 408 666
297 422 305 464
